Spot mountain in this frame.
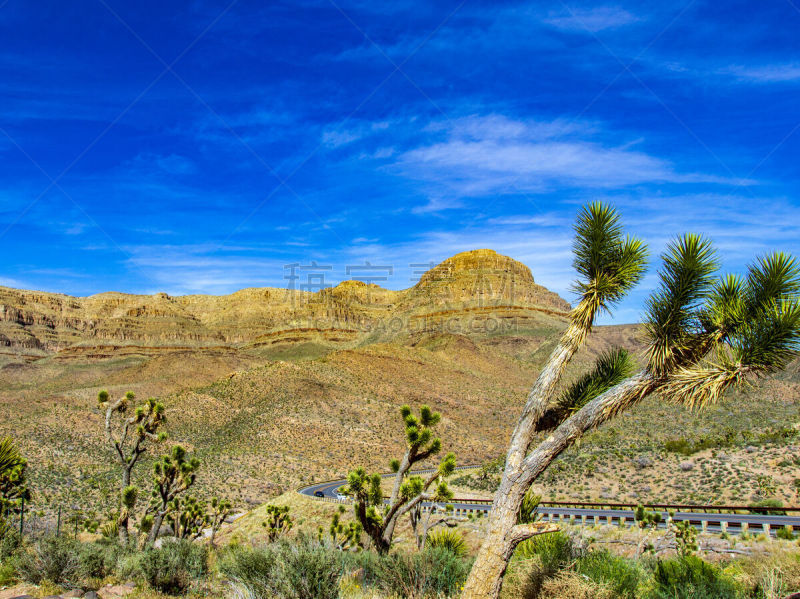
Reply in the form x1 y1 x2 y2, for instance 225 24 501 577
0 249 797 516
0 249 569 357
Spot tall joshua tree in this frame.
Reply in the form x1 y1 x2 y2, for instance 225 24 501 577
99 390 167 543
462 202 800 599
345 404 456 554
146 444 199 544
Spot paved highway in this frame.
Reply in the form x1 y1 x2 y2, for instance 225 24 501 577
298 470 800 536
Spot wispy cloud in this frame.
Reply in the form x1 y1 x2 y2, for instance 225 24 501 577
390 114 746 199
542 6 642 32
720 63 800 83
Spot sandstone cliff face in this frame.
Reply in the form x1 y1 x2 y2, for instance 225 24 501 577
0 249 571 356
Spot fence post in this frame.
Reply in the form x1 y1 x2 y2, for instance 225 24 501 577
19 496 24 537
57 506 62 536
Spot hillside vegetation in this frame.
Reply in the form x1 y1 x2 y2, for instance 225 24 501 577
0 249 797 519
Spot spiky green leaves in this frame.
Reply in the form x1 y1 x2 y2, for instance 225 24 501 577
263 504 293 541
345 467 383 509
654 249 800 409
558 348 635 414
516 489 541 524
0 437 24 479
402 404 442 457
536 348 635 431
438 452 456 477
571 202 648 333
645 234 718 375
122 485 138 509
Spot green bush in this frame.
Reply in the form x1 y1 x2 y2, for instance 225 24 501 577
219 536 341 599
426 529 467 557
648 556 743 599
16 535 81 585
664 438 694 455
576 549 642 598
358 546 472 598
776 525 795 540
749 499 785 515
218 544 280 597
136 539 208 595
515 531 575 598
0 527 21 560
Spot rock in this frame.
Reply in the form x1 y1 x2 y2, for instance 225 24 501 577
746 445 758 453
97 584 135 598
679 461 695 471
83 592 99 599
640 485 652 493
633 456 653 469
62 591 83 598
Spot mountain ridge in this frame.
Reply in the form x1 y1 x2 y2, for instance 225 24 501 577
0 249 571 355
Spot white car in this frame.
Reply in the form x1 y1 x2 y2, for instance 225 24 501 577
336 492 348 501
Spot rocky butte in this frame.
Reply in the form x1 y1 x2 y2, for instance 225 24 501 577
0 249 570 360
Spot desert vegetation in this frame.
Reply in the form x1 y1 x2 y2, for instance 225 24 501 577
0 204 797 598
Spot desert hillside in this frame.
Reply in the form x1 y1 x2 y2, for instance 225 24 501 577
0 249 797 522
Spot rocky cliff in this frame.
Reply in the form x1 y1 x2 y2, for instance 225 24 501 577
0 249 571 356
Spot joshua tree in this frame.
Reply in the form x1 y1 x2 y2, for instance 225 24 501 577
262 504 293 542
145 445 199 544
345 404 456 554
98 390 166 543
409 481 460 550
326 505 363 550
462 202 800 598
207 496 232 546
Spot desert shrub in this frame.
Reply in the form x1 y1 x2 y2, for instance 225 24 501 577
357 546 472 598
16 535 80 585
777 525 796 541
76 540 129 580
539 571 615 599
135 538 208 595
426 529 467 557
749 498 785 515
277 538 342 599
576 549 643 598
648 556 743 599
515 531 575 598
220 537 342 599
0 559 16 586
218 544 280 597
664 438 694 455
0 527 21 560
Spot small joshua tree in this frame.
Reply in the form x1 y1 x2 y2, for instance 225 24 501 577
207 496 232 546
409 481 460 550
326 505 363 551
98 390 166 543
345 404 456 554
145 445 199 544
262 504 293 542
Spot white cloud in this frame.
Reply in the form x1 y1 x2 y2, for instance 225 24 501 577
543 6 641 32
720 63 800 83
392 114 738 198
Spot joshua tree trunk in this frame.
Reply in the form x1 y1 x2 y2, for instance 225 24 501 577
461 372 653 599
147 510 167 545
117 465 133 543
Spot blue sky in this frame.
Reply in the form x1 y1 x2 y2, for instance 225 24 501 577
1 0 799 323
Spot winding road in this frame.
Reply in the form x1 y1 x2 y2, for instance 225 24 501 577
298 468 800 536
